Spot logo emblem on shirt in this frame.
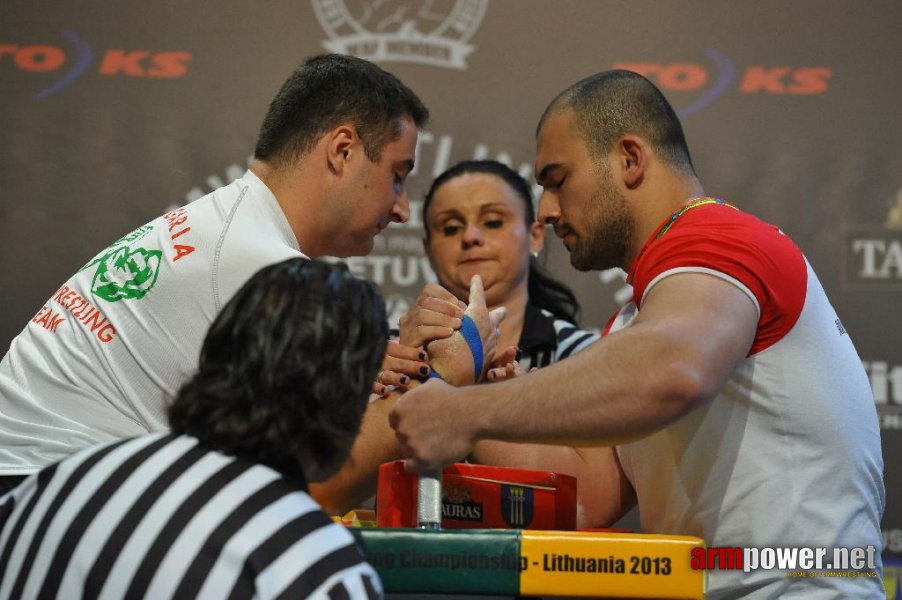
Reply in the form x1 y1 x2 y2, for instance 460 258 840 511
312 0 488 70
90 246 163 302
78 224 163 302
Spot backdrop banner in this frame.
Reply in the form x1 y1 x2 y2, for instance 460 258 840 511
2 0 900 573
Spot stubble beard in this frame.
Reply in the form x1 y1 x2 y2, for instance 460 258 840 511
569 175 633 272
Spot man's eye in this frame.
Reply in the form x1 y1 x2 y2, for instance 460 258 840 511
442 225 461 236
484 219 503 229
546 178 563 190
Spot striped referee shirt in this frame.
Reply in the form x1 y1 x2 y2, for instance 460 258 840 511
517 305 599 371
0 432 382 599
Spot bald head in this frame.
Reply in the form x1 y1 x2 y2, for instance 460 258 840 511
538 70 696 177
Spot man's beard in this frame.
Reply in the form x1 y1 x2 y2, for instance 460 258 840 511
569 172 633 272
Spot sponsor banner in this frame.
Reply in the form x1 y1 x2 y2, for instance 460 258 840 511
1 34 191 100
352 527 705 597
865 359 902 410
2 0 901 563
845 227 902 290
518 531 703 597
352 528 522 595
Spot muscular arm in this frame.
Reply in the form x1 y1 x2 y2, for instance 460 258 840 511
391 272 759 466
471 441 635 528
311 276 503 515
309 383 415 516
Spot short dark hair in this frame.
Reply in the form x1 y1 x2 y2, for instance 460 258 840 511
168 258 387 482
254 54 429 168
539 69 695 176
423 160 581 322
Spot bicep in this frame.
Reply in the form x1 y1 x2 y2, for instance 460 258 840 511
635 271 758 401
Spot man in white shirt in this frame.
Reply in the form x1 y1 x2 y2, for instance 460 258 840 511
0 53 429 488
0 258 389 599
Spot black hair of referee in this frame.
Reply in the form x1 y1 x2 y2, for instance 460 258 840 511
168 257 388 484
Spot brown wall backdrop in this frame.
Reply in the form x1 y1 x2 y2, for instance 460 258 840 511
3 0 900 571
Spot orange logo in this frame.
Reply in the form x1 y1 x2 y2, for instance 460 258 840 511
616 62 831 96
612 49 832 118
2 31 191 100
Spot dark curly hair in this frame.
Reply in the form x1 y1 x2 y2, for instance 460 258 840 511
168 258 387 483
423 160 582 323
254 53 429 168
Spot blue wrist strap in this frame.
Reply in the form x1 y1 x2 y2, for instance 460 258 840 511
460 315 484 382
427 369 443 380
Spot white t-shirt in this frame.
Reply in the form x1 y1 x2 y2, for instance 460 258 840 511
608 203 885 599
0 171 306 474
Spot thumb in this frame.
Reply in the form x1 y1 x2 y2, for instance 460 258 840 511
489 306 507 328
465 275 486 316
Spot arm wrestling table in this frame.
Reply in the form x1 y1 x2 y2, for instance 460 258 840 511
350 527 705 598
339 462 706 598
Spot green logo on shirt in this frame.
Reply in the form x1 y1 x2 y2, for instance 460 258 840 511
79 224 162 302
90 246 163 302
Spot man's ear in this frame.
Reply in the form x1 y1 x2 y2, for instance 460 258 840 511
326 125 358 175
528 219 545 255
617 134 647 190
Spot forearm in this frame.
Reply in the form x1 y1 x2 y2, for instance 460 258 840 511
466 320 716 447
309 383 418 515
390 273 759 473
472 440 635 529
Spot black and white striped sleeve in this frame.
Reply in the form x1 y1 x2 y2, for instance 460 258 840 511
548 312 600 362
0 433 383 600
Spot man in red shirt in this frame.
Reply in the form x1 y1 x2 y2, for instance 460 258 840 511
390 70 885 599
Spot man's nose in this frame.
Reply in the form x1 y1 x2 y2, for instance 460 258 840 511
537 191 560 225
392 189 410 223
